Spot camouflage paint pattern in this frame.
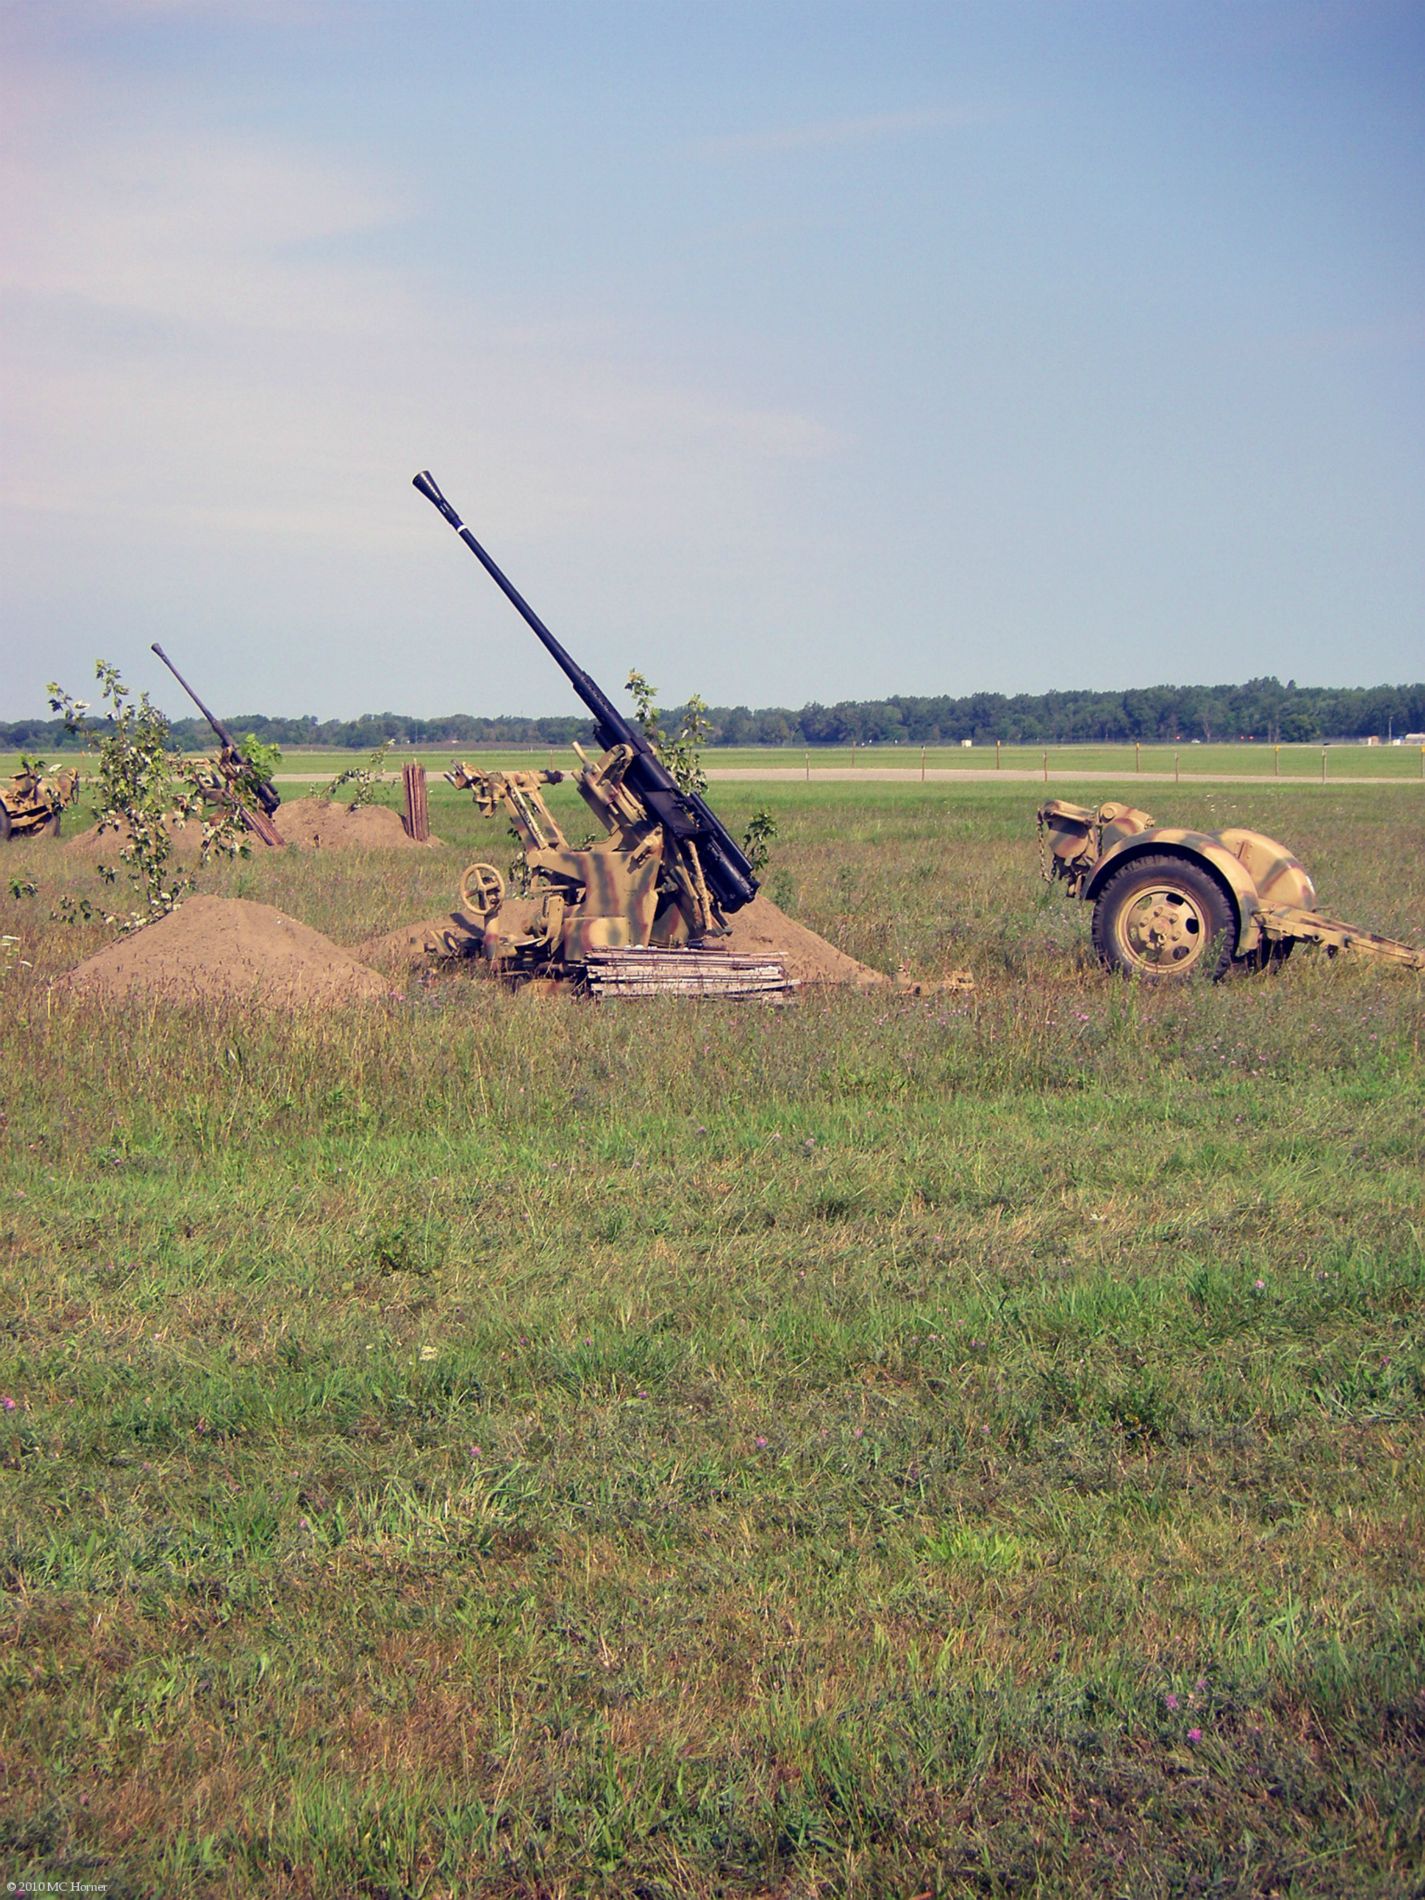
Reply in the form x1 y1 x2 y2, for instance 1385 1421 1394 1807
436 746 725 977
0 765 80 840
1037 797 1424 976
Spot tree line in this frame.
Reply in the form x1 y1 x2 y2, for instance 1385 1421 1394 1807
6 676 1423 752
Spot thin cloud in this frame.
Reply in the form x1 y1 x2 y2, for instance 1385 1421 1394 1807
1 129 415 337
0 106 843 553
695 104 1001 160
82 0 329 20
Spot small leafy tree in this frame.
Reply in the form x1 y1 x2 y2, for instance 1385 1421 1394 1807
47 661 246 929
230 734 282 806
321 739 392 809
625 669 776 872
625 671 711 796
741 806 778 875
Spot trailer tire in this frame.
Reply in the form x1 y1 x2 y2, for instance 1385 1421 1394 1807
1091 854 1237 982
0 805 11 843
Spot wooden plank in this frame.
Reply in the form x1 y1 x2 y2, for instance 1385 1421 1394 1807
583 946 795 1000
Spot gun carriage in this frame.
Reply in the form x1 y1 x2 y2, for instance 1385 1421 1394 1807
1039 798 1425 979
150 644 284 846
0 763 81 841
413 471 789 998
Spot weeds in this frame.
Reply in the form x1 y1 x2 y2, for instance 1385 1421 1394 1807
0 776 1422 1895
46 660 247 929
319 738 394 808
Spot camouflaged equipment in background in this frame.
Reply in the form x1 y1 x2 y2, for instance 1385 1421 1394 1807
1038 798 1425 979
149 643 284 846
0 763 80 842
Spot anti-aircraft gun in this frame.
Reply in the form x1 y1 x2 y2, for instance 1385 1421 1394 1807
413 470 788 998
150 643 284 846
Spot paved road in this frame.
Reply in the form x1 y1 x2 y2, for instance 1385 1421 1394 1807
268 767 1419 789
704 767 1420 788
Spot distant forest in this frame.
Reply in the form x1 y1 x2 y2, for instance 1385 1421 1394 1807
6 677 1424 752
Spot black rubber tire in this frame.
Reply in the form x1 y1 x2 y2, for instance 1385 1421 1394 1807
36 810 62 839
0 805 11 843
1091 853 1237 982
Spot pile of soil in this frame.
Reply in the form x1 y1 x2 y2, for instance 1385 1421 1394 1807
717 893 886 988
274 797 440 849
354 898 544 972
58 896 394 1007
65 818 208 864
355 892 885 989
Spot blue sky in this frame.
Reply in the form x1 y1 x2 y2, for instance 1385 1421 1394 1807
2 0 1421 722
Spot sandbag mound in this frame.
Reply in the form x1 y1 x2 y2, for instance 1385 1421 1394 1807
274 797 440 849
58 896 394 1007
717 893 886 988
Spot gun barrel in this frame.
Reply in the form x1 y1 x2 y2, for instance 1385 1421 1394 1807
150 643 280 817
412 470 757 913
151 643 234 749
411 473 630 743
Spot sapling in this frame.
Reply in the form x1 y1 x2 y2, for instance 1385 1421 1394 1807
320 740 393 809
47 660 248 930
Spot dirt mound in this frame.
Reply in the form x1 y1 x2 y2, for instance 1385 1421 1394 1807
65 817 208 864
356 893 884 989
717 894 886 988
355 899 541 972
274 798 440 849
58 896 394 1007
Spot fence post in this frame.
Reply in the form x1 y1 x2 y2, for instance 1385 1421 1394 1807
1174 750 1180 783
1042 750 1049 784
1135 742 1141 773
920 746 926 782
805 750 810 782
995 738 1001 771
1274 745 1280 778
1321 746 1327 783
402 762 430 842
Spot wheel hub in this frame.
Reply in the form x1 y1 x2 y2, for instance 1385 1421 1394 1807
1120 889 1205 968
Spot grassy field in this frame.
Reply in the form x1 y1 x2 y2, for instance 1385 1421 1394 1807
2 778 1423 1897
7 739 1425 785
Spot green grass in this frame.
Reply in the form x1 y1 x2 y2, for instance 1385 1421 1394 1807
1 779 1423 1896
8 739 1425 784
698 740 1425 782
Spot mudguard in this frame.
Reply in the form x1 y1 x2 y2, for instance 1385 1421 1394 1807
1082 831 1270 957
